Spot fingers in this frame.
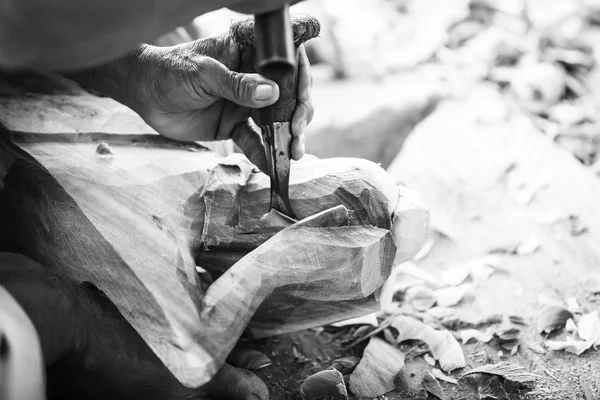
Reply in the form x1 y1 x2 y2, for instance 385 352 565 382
231 120 268 174
201 57 280 108
291 45 314 161
204 363 269 400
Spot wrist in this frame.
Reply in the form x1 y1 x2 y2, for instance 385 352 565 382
65 44 159 114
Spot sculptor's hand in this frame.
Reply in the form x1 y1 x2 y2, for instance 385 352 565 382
75 34 314 173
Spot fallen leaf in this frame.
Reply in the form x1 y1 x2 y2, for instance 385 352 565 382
459 329 493 344
527 343 546 354
577 311 600 344
516 234 541 255
566 318 577 333
422 371 445 400
508 315 527 325
510 344 520 356
432 368 458 385
424 353 436 366
300 369 348 400
227 348 271 370
583 274 600 294
329 357 360 375
537 294 564 308
565 296 580 313
394 359 429 399
392 315 466 372
494 326 520 343
332 313 378 327
427 306 456 320
460 362 538 388
441 314 503 331
537 306 573 334
434 284 473 307
383 328 397 345
545 339 594 355
349 337 405 398
439 263 471 286
406 286 437 311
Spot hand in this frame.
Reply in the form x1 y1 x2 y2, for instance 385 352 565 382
81 34 314 173
0 253 268 400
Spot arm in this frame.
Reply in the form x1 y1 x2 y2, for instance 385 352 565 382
0 0 301 71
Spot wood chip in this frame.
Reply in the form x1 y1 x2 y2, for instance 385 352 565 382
392 315 466 372
300 369 348 400
349 337 405 398
433 284 472 307
537 306 573 334
432 368 458 385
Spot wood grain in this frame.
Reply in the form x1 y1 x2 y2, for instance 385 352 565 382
0 73 428 387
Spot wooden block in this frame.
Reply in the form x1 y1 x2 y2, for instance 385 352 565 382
0 74 428 387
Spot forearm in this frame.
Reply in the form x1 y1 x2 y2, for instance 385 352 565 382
0 0 237 71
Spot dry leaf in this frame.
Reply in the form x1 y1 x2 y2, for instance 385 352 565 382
427 306 455 320
460 362 538 388
577 311 600 344
422 371 445 400
459 329 493 344
516 234 541 255
537 294 565 308
537 306 573 334
383 328 397 345
406 286 437 311
494 326 520 343
432 368 458 385
394 360 429 399
392 315 466 372
434 284 472 307
329 357 360 375
566 318 577 333
508 315 526 325
528 343 546 354
439 263 471 286
510 344 519 356
545 339 594 355
424 353 436 366
227 348 271 370
566 296 580 313
332 313 378 327
583 274 600 294
300 369 349 400
349 337 405 398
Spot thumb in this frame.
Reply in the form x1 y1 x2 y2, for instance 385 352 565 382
203 58 279 108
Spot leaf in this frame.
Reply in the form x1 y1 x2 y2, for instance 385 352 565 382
527 343 546 354
516 234 541 255
406 286 437 311
227 349 271 370
434 284 472 307
459 329 493 344
424 353 436 366
493 326 520 343
508 315 526 325
332 312 378 327
460 362 538 388
427 306 455 320
300 369 349 400
329 357 360 375
545 339 594 355
394 360 429 399
577 311 600 345
391 315 466 372
432 368 458 385
349 337 405 398
583 274 600 294
537 306 573 334
422 371 445 400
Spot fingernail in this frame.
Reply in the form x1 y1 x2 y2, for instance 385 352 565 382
254 84 275 101
245 394 261 400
